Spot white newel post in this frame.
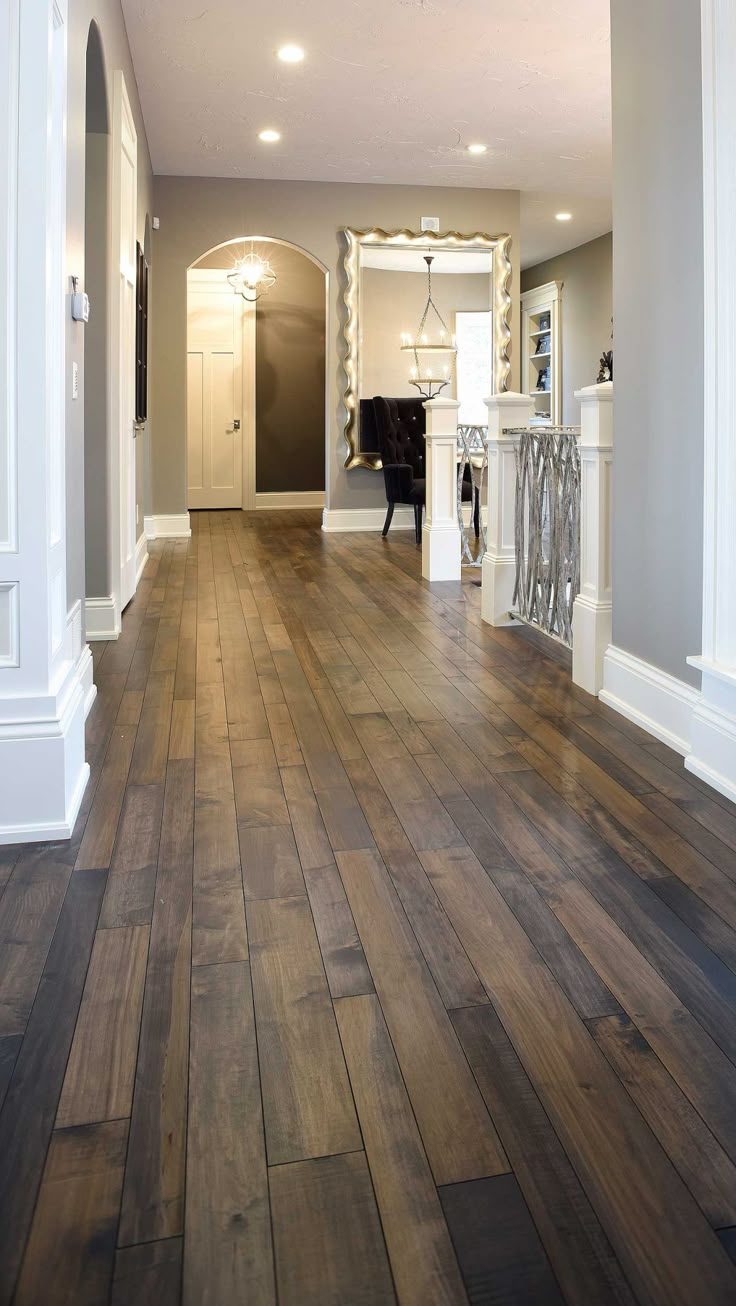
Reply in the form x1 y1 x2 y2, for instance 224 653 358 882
422 399 461 582
0 0 93 843
572 382 613 694
481 393 534 626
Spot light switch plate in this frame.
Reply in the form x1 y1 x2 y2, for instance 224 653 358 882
421 216 440 232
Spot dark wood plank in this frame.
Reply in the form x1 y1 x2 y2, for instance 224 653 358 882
0 868 107 1304
99 783 164 927
238 824 305 900
184 961 275 1305
302 860 374 998
0 1033 21 1113
591 1012 736 1227
56 924 149 1127
112 1239 182 1306
336 847 508 1184
75 725 137 870
335 994 467 1305
118 759 193 1245
281 762 334 870
15 1119 128 1306
439 1174 565 1306
420 837 736 1305
248 894 361 1164
0 857 72 1035
269 1151 395 1305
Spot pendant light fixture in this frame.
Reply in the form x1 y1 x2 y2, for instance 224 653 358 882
400 254 457 399
227 241 277 303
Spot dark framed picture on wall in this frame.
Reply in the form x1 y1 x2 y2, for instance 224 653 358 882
135 241 149 424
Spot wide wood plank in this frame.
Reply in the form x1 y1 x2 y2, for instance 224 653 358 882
99 783 165 927
336 847 508 1184
112 1239 183 1306
247 895 361 1164
335 993 467 1306
56 924 149 1128
439 1174 565 1306
270 1151 395 1305
0 868 107 1304
15 1120 128 1306
0 857 72 1035
184 961 274 1305
302 860 374 998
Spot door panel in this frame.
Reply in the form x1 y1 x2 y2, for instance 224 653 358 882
187 280 243 509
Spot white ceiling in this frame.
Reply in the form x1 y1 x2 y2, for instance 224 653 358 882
121 0 612 266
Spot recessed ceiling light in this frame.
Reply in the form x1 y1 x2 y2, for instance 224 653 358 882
277 44 305 63
556 212 573 221
466 143 487 155
259 129 281 143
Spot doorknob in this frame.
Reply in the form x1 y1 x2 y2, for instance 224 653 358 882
233 419 241 430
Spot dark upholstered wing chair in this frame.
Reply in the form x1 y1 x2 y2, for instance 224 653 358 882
372 396 476 545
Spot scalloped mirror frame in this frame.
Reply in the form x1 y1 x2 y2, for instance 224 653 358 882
341 227 512 470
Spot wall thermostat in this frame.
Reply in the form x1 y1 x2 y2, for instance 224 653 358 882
421 216 440 232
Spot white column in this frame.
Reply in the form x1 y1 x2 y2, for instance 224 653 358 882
572 382 613 694
685 0 736 800
480 393 534 626
0 0 92 843
422 399 461 582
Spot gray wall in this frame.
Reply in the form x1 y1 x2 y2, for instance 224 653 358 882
150 178 520 515
610 0 703 688
521 233 612 424
83 35 109 599
255 247 326 495
66 0 153 617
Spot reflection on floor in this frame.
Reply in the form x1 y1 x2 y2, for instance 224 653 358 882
1 508 736 1304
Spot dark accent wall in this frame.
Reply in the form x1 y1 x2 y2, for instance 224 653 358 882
255 247 325 494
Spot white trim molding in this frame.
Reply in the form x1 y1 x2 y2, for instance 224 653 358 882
322 506 415 533
600 645 700 757
572 381 613 695
135 531 148 585
481 393 535 626
422 399 461 582
256 491 325 510
84 595 121 642
684 0 736 803
144 513 192 540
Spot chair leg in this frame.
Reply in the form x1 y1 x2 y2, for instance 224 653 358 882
382 502 395 537
474 487 480 539
414 503 422 545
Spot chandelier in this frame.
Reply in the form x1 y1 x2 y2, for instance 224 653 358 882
227 243 277 302
400 254 457 399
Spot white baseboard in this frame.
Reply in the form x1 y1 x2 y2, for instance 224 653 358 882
135 532 149 584
599 644 700 756
0 644 91 844
144 513 191 540
684 659 736 804
84 595 121 642
322 506 415 533
256 491 325 510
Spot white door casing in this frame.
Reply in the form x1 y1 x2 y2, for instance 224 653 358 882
110 70 137 613
187 270 252 509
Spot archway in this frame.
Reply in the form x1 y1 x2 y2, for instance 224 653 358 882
187 236 328 512
83 22 113 638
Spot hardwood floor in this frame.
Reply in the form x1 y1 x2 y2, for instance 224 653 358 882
1 508 736 1303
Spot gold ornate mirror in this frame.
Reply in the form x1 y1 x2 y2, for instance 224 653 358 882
341 228 512 470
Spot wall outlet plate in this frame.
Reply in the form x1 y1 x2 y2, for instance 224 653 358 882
421 216 440 232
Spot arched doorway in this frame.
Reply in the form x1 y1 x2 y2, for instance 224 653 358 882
186 237 328 512
83 22 112 639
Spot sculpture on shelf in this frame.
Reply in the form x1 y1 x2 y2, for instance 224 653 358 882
597 350 613 383
597 316 613 383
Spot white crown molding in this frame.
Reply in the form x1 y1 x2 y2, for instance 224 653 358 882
599 644 700 757
255 491 325 510
84 595 121 643
322 506 415 533
144 513 192 540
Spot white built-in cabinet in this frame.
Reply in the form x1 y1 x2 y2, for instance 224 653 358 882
520 280 562 426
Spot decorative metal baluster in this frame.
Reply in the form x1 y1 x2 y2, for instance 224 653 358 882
511 427 581 646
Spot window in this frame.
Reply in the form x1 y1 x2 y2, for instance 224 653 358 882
455 310 492 424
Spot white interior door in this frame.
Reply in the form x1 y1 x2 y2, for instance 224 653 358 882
187 272 244 509
111 71 137 611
